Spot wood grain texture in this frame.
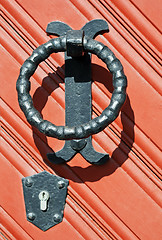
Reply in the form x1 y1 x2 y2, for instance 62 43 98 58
1 0 162 239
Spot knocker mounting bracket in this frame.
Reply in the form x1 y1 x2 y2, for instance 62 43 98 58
16 19 127 165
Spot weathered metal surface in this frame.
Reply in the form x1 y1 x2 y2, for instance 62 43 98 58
66 30 84 57
22 171 69 231
47 20 111 164
16 20 127 164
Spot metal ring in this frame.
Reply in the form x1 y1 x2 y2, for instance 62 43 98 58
16 35 127 140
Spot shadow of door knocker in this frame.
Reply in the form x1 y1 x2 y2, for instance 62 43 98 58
17 20 127 230
16 19 127 165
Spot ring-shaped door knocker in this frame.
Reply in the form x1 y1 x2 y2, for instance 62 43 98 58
16 36 127 139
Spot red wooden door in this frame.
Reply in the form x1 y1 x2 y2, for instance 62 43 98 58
1 0 162 239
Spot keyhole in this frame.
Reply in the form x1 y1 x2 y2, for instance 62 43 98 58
39 190 50 211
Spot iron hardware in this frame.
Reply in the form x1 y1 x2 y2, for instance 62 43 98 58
16 19 127 164
22 171 69 231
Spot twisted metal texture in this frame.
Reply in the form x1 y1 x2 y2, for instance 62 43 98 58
16 35 127 140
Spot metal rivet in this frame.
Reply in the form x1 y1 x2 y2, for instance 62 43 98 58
27 212 36 221
58 180 65 189
53 213 61 223
25 178 33 187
